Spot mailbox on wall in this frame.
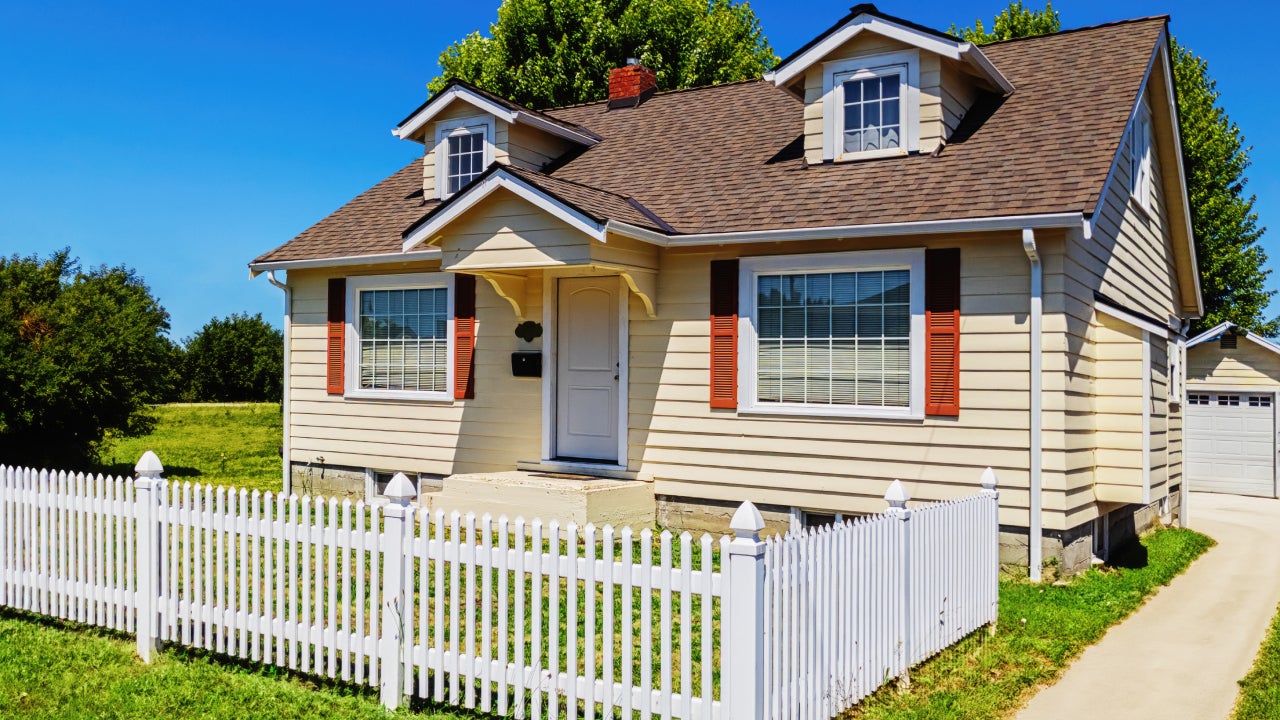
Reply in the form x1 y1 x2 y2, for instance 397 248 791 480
511 351 542 378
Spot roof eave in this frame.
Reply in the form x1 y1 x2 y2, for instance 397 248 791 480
393 84 600 146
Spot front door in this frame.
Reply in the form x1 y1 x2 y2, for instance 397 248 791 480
556 277 620 462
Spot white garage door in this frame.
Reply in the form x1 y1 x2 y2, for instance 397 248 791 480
1185 391 1277 497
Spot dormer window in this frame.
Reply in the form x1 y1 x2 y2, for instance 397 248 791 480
839 67 903 154
822 51 920 161
435 116 495 199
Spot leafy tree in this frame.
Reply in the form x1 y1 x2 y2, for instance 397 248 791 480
429 0 777 108
950 1 1059 43
954 2 1273 334
182 313 283 403
1173 41 1274 334
0 250 172 466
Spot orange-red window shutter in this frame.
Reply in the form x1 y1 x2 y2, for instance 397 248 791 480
326 278 345 395
925 248 961 416
454 274 476 400
709 259 739 409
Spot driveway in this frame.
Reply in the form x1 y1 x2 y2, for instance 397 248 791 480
1016 492 1280 720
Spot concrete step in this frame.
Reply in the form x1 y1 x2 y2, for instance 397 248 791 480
424 470 655 530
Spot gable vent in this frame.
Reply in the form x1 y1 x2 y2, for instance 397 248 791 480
1221 333 1237 349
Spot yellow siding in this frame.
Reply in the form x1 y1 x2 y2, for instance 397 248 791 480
287 263 542 477
1188 340 1280 388
506 123 572 172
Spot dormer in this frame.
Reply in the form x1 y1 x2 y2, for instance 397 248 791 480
766 4 1013 163
393 80 600 200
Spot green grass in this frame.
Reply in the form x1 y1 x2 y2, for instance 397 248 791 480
1233 602 1280 719
95 403 283 494
850 527 1215 719
0 611 481 720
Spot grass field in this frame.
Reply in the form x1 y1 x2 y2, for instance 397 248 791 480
1233 602 1280 719
851 527 1214 719
95 403 283 494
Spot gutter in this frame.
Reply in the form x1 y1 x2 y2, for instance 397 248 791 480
265 270 292 495
1022 228 1043 582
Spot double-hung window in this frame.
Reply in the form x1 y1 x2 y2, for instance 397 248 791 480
1130 102 1153 210
822 51 919 161
435 116 495 199
346 273 454 401
739 249 926 418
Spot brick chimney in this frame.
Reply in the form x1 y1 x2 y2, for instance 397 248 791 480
608 60 657 109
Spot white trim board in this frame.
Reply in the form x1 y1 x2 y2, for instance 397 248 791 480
1095 301 1170 339
765 12 1012 94
393 84 599 147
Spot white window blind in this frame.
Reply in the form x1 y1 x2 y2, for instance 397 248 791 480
842 72 902 154
357 287 449 393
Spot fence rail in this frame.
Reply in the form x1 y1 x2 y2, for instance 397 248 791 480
0 455 998 720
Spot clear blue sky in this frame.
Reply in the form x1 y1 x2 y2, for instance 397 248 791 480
2 0 1277 339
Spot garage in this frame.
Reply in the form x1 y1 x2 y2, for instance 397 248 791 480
1185 322 1280 498
1184 391 1276 497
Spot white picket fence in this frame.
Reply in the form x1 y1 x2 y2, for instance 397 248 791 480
0 454 999 719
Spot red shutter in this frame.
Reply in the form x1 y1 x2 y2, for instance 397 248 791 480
925 248 961 416
454 274 476 400
709 259 739 409
326 278 345 395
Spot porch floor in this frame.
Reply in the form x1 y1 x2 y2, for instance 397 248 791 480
423 470 655 530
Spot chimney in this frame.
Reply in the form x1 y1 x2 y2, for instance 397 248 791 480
608 60 657 109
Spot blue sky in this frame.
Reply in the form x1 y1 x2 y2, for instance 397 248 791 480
2 0 1277 339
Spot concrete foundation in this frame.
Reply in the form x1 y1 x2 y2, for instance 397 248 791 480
425 471 655 530
657 495 792 537
289 461 364 499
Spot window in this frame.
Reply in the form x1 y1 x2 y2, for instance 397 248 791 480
1130 103 1153 210
739 249 925 418
822 51 919 161
365 469 435 504
839 69 902 154
1167 339 1184 404
1218 394 1240 407
1250 396 1272 408
434 116 495 199
345 273 454 401
1187 393 1210 406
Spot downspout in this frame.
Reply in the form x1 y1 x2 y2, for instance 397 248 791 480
1022 228 1043 582
266 271 292 496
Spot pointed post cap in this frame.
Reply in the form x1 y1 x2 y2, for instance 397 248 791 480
383 472 417 506
980 467 999 493
729 500 765 540
134 450 164 479
884 479 910 510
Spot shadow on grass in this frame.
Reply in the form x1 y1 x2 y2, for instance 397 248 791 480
0 607 497 719
91 463 205 480
1108 540 1150 570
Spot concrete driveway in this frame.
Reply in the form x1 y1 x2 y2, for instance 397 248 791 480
1016 492 1280 720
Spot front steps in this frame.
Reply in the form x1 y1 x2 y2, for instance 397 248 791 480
423 470 655 530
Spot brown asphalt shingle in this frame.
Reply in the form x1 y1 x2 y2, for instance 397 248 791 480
252 17 1165 265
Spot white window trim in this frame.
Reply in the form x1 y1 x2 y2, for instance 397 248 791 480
737 248 926 420
822 50 920 162
1129 100 1154 212
345 272 456 402
434 115 496 200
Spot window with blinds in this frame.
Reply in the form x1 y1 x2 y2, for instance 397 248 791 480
357 287 449 393
755 269 910 407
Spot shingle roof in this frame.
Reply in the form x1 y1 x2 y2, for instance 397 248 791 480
396 78 600 141
252 16 1166 266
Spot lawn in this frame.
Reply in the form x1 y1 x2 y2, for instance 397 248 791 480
850 527 1215 719
0 610 475 720
95 403 283 494
1233 602 1280 719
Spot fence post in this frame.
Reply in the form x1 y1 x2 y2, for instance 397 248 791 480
980 468 1000 635
725 501 767 720
133 451 165 663
884 480 912 688
379 472 417 710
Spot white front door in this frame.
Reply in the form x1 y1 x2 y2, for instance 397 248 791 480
556 277 620 462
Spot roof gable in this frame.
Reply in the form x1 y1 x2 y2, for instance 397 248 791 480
393 79 600 147
765 4 1012 94
1189 322 1280 356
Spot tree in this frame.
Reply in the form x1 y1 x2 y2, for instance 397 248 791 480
1172 41 1274 334
954 2 1273 334
182 313 283 403
428 0 777 108
950 1 1059 44
0 250 173 467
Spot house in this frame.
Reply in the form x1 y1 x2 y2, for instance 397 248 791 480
1185 322 1280 498
249 5 1201 576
